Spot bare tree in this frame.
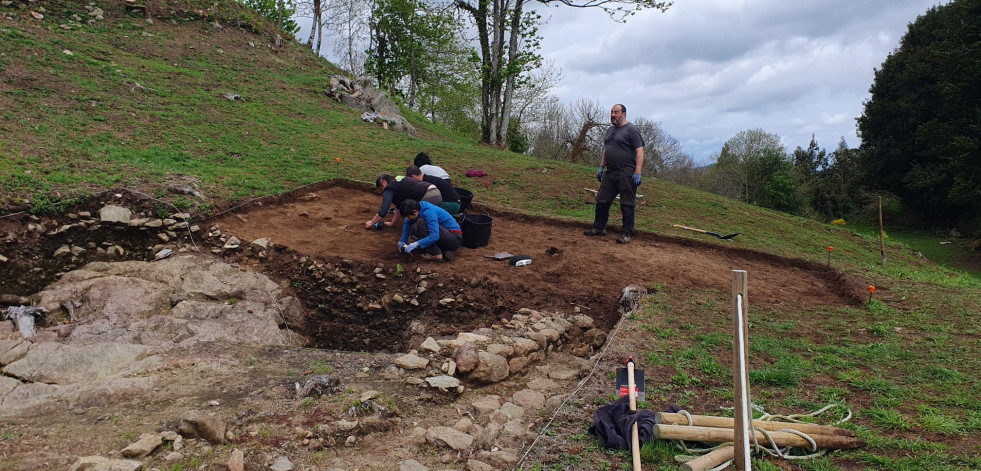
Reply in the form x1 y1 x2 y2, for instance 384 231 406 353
511 60 563 124
567 97 605 164
528 96 572 160
327 0 372 75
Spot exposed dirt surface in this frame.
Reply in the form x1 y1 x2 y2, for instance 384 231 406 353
0 183 886 471
213 182 866 332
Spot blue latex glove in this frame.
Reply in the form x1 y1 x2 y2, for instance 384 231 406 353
405 242 420 254
633 173 642 186
397 241 407 253
597 167 604 183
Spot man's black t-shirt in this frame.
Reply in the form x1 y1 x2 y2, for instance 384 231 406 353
604 123 645 173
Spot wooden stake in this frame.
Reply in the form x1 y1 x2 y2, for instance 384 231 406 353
627 359 642 471
879 196 887 265
682 446 735 471
654 424 866 450
732 270 751 470
655 412 857 437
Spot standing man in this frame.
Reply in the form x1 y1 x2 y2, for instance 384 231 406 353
585 104 645 244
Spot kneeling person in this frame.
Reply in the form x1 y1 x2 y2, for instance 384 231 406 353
397 199 462 262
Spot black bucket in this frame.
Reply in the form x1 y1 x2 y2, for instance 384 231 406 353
461 214 492 248
455 187 474 214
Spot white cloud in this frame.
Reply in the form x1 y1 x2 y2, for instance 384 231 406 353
535 0 940 163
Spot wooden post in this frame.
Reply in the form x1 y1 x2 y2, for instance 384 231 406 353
879 196 887 265
627 358 642 471
682 446 735 471
654 424 865 450
655 412 857 437
732 270 751 470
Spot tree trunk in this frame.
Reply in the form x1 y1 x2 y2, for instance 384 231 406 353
497 0 524 147
306 0 321 46
313 0 323 55
569 120 598 164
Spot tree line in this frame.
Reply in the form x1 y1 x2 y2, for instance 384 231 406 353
245 0 978 232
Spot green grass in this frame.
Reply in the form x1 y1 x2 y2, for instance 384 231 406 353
3 2 981 469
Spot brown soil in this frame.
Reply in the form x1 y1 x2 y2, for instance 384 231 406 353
0 182 888 471
213 181 865 333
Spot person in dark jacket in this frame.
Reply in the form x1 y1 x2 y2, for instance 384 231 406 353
365 173 441 229
397 199 462 262
405 165 461 214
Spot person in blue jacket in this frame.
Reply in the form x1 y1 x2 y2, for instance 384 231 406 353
397 199 462 262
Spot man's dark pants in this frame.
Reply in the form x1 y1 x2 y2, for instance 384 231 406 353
410 218 462 255
591 170 637 236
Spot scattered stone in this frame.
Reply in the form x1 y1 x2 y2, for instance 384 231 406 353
270 455 294 471
466 459 495 471
425 375 461 391
455 341 479 374
336 419 358 432
99 205 132 223
583 328 608 348
458 332 490 343
360 390 379 401
420 337 441 353
297 375 339 398
512 338 539 356
154 248 174 260
395 353 429 370
500 402 525 420
469 352 510 383
223 236 241 250
69 456 142 471
511 389 545 410
121 433 164 458
426 426 474 451
400 459 429 471
178 410 227 444
228 449 245 471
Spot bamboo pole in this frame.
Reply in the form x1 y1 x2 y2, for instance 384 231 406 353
732 270 751 470
682 446 735 471
654 424 865 450
655 413 856 438
627 359 642 471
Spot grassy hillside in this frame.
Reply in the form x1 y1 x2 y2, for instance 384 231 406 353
1 1 977 277
2 1 980 469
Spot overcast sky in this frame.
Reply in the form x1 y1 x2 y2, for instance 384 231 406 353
533 0 941 164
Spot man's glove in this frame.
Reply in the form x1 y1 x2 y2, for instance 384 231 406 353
597 167 604 183
405 242 420 254
633 173 642 187
398 241 407 253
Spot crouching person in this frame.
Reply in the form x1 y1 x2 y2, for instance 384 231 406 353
397 199 462 262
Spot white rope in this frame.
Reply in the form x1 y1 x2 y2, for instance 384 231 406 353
673 403 849 464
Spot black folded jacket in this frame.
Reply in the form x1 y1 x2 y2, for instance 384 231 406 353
588 395 659 451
